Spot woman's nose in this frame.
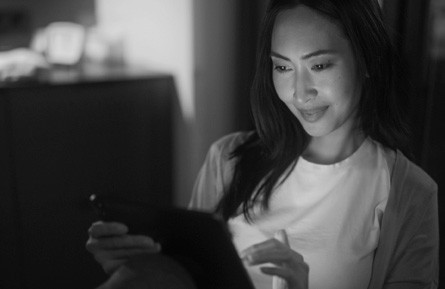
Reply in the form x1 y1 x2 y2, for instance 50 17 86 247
294 72 317 104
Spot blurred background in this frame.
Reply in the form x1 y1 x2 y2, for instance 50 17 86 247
0 0 443 288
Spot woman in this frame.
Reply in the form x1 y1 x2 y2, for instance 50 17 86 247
87 0 439 288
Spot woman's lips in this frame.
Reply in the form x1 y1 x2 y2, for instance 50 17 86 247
298 106 329 123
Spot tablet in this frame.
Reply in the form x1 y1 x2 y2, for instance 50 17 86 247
89 194 255 289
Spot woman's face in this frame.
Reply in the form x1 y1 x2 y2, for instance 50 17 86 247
271 5 362 139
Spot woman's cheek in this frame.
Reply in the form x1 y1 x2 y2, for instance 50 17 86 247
273 75 294 103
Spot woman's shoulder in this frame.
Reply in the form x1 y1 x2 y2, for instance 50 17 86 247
188 131 253 211
395 151 436 190
372 138 437 196
208 131 254 159
391 150 438 202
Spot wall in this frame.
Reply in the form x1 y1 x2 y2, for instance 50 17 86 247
192 0 266 206
95 0 194 120
94 0 196 207
193 0 239 165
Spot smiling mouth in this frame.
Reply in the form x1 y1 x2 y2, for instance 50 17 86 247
298 106 329 123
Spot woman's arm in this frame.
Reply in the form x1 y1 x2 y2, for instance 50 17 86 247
188 132 250 211
383 184 439 289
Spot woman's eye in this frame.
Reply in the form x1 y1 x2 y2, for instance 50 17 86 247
311 63 331 71
274 65 291 73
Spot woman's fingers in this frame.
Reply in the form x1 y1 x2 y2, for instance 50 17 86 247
241 239 304 266
93 246 162 274
88 221 129 238
94 248 160 264
241 238 309 289
261 266 308 289
86 234 160 252
86 221 162 274
260 266 293 279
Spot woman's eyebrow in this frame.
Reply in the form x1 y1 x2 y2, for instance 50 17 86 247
301 49 338 60
271 50 338 61
270 51 291 61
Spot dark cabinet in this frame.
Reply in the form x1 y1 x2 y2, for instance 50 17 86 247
0 67 175 289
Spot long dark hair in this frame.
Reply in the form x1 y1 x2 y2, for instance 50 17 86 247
215 0 410 221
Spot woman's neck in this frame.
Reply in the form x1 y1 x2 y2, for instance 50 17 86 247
302 128 365 165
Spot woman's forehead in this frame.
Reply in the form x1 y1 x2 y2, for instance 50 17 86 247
271 5 348 54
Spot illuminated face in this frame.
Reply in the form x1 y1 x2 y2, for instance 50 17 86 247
271 5 362 139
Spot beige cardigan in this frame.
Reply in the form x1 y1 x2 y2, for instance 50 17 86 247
189 132 439 289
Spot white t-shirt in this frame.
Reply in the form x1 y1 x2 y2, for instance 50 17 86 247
228 138 390 289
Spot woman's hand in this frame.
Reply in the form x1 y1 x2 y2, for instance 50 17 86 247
240 238 309 289
86 221 161 274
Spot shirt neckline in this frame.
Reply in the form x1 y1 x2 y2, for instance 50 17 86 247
297 137 372 171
